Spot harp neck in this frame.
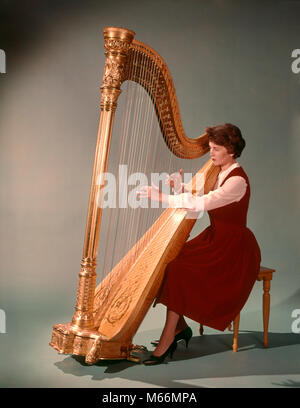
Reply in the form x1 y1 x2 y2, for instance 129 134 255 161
125 39 209 158
100 26 209 158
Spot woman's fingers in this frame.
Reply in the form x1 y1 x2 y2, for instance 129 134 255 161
151 182 159 190
136 185 150 198
136 183 161 202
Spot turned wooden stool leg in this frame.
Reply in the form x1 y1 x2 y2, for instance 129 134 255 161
262 278 271 347
232 313 240 352
227 322 232 331
199 324 204 335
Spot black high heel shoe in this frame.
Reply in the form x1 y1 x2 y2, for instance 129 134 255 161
143 340 177 366
151 326 192 348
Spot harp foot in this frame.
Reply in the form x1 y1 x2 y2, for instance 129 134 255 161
85 335 103 365
49 322 107 363
50 323 149 363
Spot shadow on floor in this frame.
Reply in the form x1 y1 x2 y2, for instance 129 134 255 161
53 330 300 388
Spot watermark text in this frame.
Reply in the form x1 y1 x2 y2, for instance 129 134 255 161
291 309 300 333
0 49 6 74
0 309 6 333
95 165 204 219
291 49 300 74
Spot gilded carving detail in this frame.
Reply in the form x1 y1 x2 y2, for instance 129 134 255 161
102 60 125 88
85 336 102 364
106 275 143 325
100 33 134 112
106 289 132 325
104 38 131 54
73 335 88 355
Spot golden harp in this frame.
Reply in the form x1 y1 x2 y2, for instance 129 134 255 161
49 27 220 364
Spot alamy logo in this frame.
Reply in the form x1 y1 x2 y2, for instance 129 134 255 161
291 309 300 334
94 165 205 219
0 309 6 333
0 49 6 74
291 49 300 74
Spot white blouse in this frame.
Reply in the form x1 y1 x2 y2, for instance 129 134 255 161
168 163 247 212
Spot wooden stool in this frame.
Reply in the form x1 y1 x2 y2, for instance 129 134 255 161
199 265 275 352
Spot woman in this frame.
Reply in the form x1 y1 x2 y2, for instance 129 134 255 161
137 123 261 365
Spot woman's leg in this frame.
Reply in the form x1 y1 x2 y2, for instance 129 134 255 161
175 315 188 334
152 308 179 356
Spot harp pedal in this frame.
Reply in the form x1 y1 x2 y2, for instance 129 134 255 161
126 344 148 363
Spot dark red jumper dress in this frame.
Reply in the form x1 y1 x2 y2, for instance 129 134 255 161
155 167 261 331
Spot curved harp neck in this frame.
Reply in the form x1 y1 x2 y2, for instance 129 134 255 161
125 39 209 159
100 26 209 159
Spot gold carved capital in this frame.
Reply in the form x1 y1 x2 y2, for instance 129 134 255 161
100 27 135 111
102 59 125 88
104 38 131 54
100 87 121 111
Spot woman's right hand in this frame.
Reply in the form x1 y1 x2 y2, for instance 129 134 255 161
165 168 184 194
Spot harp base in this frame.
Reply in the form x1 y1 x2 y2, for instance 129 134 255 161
49 322 147 364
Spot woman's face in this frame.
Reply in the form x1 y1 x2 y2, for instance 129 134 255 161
209 141 235 167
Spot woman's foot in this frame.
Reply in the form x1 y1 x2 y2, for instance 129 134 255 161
151 326 192 348
143 339 177 366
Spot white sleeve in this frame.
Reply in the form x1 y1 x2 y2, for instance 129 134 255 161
168 176 247 212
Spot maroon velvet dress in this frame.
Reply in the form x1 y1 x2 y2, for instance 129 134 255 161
155 167 261 331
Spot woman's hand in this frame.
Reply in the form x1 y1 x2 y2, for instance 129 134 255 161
165 169 184 194
137 182 162 202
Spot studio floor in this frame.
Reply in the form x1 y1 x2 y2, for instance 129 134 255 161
1 293 300 389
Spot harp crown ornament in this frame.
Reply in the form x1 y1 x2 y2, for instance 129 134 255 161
101 27 135 111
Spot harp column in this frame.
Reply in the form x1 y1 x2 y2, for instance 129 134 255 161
70 27 136 331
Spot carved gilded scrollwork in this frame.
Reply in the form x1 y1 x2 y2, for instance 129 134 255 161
100 87 121 111
104 38 131 54
85 336 103 364
102 60 125 88
100 27 135 111
106 289 133 325
71 257 97 330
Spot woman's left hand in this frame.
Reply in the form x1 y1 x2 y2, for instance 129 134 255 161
137 182 162 202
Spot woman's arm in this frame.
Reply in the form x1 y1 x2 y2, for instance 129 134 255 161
138 176 247 212
137 183 170 204
169 176 247 211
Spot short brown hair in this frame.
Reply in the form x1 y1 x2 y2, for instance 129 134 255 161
205 123 245 158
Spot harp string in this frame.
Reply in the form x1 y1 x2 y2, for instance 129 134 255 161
112 50 148 274
113 52 141 272
101 56 133 280
102 79 131 279
134 52 159 259
123 51 147 267
135 54 161 258
142 53 176 257
97 49 205 288
137 56 158 258
127 52 147 257
100 50 137 282
116 51 140 273
134 52 156 261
